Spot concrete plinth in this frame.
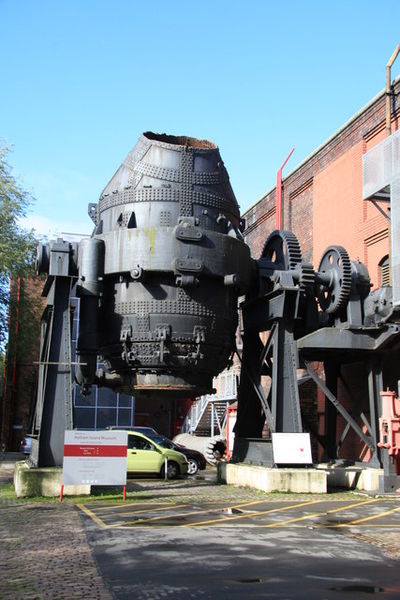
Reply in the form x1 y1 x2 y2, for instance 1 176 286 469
218 462 394 494
317 464 384 492
14 461 90 498
218 462 327 493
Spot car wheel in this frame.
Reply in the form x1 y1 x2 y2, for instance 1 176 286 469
161 461 180 479
187 458 199 475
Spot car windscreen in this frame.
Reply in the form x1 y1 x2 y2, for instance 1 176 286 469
152 435 175 449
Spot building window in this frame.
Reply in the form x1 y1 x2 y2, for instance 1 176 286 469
379 255 390 286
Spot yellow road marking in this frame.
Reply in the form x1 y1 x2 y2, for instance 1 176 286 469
126 499 377 527
186 499 380 529
77 503 108 529
262 498 379 528
88 497 271 516
101 498 288 526
183 499 323 527
337 524 400 528
95 501 172 511
109 499 240 518
110 503 190 518
108 502 370 528
106 523 400 530
337 504 400 527
78 497 399 530
264 513 321 527
120 505 247 525
326 498 379 513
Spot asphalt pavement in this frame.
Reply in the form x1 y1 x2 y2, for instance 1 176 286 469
79 487 400 600
1 453 400 600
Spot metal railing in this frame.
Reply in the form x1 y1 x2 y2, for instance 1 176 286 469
181 367 239 435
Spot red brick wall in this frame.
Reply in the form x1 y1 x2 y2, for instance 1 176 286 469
243 78 400 269
242 78 400 464
1 277 44 451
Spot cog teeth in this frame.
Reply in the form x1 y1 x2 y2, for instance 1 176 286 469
317 245 352 314
298 263 316 293
262 230 302 270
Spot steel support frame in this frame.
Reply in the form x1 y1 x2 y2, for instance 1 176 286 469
234 282 400 482
366 357 399 478
303 354 400 490
32 275 74 467
303 355 400 478
304 360 376 457
233 288 303 465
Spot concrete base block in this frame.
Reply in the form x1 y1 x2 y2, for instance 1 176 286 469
14 461 91 498
317 465 384 492
218 463 327 493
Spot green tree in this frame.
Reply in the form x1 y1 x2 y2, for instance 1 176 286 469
0 146 37 349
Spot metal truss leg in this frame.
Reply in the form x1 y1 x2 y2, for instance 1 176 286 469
33 277 73 467
323 361 339 461
304 361 375 458
273 323 302 433
367 358 384 469
234 331 266 438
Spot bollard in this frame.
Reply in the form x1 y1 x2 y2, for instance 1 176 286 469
164 458 168 481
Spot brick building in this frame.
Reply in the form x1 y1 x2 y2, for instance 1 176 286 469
243 76 400 287
1 276 44 452
241 76 400 462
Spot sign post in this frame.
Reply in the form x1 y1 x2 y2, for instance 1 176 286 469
61 430 128 500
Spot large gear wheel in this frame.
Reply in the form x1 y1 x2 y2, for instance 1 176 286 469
261 230 302 270
317 245 352 314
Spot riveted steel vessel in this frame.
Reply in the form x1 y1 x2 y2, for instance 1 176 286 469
76 132 253 397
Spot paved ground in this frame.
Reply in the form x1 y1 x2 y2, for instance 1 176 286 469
79 495 400 530
0 454 113 600
79 482 400 599
1 453 400 599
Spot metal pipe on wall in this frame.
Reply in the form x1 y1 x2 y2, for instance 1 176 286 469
275 147 294 229
386 44 400 137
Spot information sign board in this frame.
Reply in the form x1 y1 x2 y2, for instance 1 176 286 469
272 432 312 465
62 430 127 485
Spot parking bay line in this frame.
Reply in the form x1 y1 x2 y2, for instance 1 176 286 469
183 499 325 528
87 496 280 517
329 503 400 528
79 498 280 528
184 498 382 529
76 503 191 528
77 503 109 529
77 498 396 530
94 501 172 512
260 498 381 528
106 498 292 527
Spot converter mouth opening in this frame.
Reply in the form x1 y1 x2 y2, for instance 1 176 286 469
143 131 217 149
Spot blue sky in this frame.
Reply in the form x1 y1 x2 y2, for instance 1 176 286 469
1 0 400 237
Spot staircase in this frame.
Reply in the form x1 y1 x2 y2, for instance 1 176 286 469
182 367 239 436
192 397 230 436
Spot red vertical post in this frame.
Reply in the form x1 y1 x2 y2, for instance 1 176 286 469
276 148 295 230
123 485 126 501
59 484 64 502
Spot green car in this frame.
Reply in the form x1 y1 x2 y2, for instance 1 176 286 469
122 430 189 479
